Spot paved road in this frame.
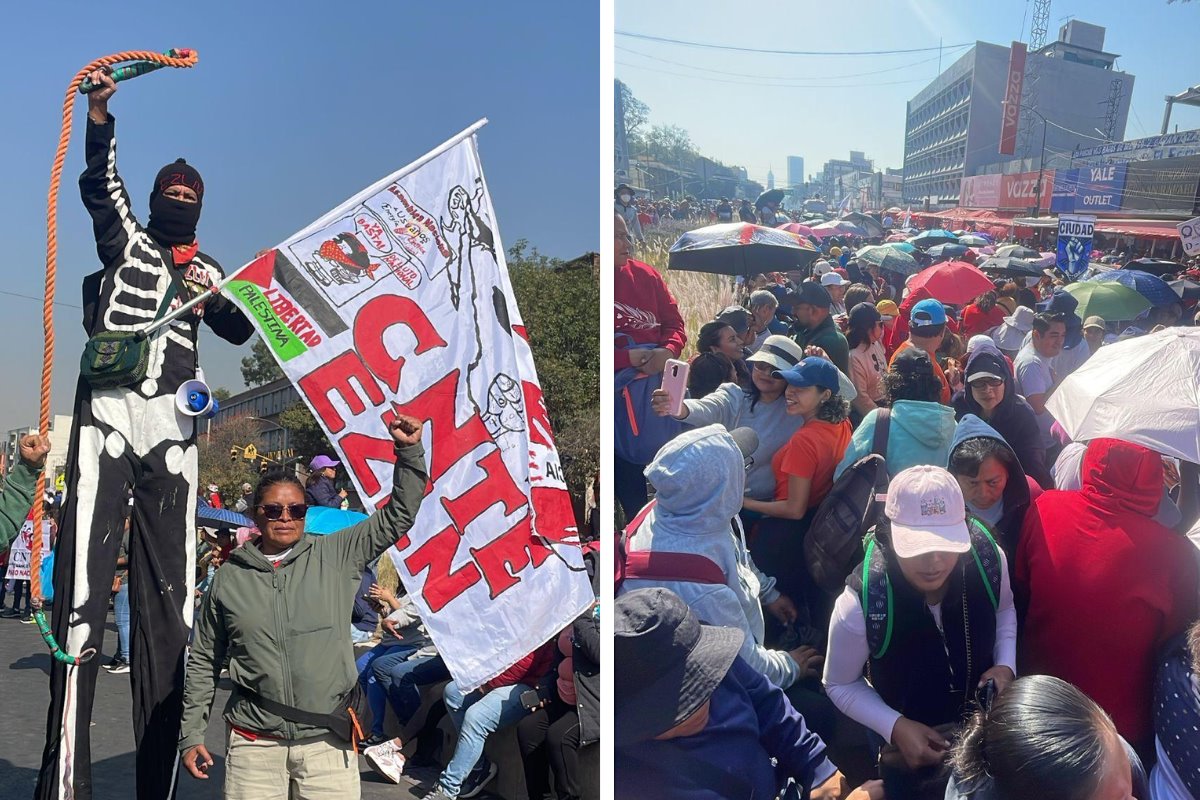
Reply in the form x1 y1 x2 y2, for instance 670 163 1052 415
0 610 441 799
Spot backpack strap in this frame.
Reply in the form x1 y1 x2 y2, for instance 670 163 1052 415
870 407 891 458
860 532 894 659
965 516 1003 612
618 499 727 586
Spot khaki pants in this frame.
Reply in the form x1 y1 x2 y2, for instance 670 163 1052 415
223 727 360 800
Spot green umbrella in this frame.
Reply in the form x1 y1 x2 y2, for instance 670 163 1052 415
1063 282 1152 321
856 244 919 276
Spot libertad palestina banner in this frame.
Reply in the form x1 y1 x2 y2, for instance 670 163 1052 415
222 121 592 689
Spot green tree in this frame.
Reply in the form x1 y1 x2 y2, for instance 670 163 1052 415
643 123 698 166
197 415 270 504
277 402 334 465
619 80 651 155
240 337 284 387
507 241 599 497
212 387 233 402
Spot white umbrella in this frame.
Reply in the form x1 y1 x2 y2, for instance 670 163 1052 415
1046 327 1200 462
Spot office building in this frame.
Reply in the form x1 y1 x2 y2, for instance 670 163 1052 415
902 21 1134 208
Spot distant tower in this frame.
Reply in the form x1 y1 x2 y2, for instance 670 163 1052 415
1103 77 1125 141
1017 0 1051 163
766 167 775 191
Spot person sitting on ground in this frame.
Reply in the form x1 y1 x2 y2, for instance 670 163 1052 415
1013 311 1066 467
846 302 888 418
823 466 1016 789
615 587 882 800
947 415 1039 560
1016 438 1199 764
651 335 805 505
890 298 954 404
305 454 347 508
0 434 50 552
426 640 558 800
791 282 851 376
687 351 736 400
835 347 956 481
951 343 1052 489
946 674 1149 800
179 416 427 796
516 605 600 800
1152 620 1200 800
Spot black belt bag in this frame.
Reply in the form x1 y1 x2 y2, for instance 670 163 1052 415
80 281 179 390
239 682 373 750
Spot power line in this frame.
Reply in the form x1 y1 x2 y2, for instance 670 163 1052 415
616 60 935 90
615 44 970 82
616 30 976 56
0 289 79 309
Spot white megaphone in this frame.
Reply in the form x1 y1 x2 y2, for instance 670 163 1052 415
176 369 219 418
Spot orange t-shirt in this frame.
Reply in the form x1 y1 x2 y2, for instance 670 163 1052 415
771 419 854 510
889 339 951 405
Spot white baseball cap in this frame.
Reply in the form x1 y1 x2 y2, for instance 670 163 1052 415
812 260 833 276
884 466 970 558
820 271 848 287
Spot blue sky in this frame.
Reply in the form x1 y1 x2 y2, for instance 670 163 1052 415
0 0 598 428
616 0 1200 185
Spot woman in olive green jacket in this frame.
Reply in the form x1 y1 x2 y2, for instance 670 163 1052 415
180 416 427 797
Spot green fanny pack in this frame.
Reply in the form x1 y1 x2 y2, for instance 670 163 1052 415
80 281 179 390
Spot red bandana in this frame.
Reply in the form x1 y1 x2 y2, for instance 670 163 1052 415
172 242 199 266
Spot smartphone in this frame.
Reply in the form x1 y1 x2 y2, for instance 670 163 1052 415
976 678 996 713
661 359 690 417
520 689 543 712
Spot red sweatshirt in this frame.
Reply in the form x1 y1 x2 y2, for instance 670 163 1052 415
960 303 1007 338
615 259 687 371
486 640 557 691
1015 439 1198 744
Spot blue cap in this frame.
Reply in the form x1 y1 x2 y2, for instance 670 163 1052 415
910 298 948 327
773 357 840 392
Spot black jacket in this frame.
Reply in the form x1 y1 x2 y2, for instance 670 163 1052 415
568 610 600 746
80 115 253 395
951 349 1052 489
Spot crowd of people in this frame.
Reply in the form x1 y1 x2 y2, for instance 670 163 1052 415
614 199 1200 799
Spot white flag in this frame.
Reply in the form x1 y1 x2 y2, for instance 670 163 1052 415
222 122 593 689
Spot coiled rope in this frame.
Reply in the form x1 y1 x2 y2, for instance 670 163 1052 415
30 49 199 664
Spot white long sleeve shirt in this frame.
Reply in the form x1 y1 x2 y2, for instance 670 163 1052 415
822 549 1018 741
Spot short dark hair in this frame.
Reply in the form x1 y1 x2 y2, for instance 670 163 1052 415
910 322 946 341
1032 311 1067 335
688 352 735 399
884 357 942 403
253 466 305 509
951 674 1118 800
843 283 874 312
949 436 1016 479
697 321 736 353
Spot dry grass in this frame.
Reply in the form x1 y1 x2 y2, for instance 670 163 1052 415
637 221 738 358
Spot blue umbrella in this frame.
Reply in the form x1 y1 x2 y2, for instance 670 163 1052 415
1086 269 1178 307
304 506 369 535
925 243 969 259
196 498 253 530
910 229 959 247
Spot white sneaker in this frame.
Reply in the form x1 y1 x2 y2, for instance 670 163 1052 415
364 740 406 784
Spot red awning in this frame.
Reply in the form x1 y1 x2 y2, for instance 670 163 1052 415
1093 221 1182 240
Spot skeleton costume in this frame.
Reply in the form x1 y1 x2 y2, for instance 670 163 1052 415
36 115 253 800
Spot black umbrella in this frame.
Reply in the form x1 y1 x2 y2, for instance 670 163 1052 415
668 222 820 276
978 256 1044 278
1123 258 1183 277
842 211 886 239
994 244 1041 260
755 188 786 209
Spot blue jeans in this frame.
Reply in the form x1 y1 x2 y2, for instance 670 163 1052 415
356 644 415 737
439 680 528 796
350 625 374 644
114 581 130 661
374 652 449 727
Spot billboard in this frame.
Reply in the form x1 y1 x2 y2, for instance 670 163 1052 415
1121 156 1200 215
1050 164 1127 214
998 42 1027 156
960 174 1003 209
999 170 1055 211
1075 129 1200 165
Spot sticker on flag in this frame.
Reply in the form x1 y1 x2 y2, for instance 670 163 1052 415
222 120 592 690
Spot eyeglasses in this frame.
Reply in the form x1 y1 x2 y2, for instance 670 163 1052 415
969 377 1004 389
256 503 308 521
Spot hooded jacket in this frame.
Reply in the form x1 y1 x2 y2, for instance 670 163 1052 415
1015 439 1199 745
948 415 1034 559
834 399 957 481
179 444 427 751
0 460 40 553
951 348 1052 489
620 425 800 690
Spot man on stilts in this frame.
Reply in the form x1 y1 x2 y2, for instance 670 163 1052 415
36 68 254 800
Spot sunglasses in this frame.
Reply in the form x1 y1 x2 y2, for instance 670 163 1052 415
256 503 308 521
970 377 1004 389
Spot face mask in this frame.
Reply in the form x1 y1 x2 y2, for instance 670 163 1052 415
147 193 201 246
619 194 632 204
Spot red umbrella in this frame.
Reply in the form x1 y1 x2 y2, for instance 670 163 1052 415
907 260 995 305
778 222 816 238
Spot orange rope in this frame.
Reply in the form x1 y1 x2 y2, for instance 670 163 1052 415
29 51 198 628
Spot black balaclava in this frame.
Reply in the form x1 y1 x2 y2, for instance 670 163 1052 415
146 158 204 246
